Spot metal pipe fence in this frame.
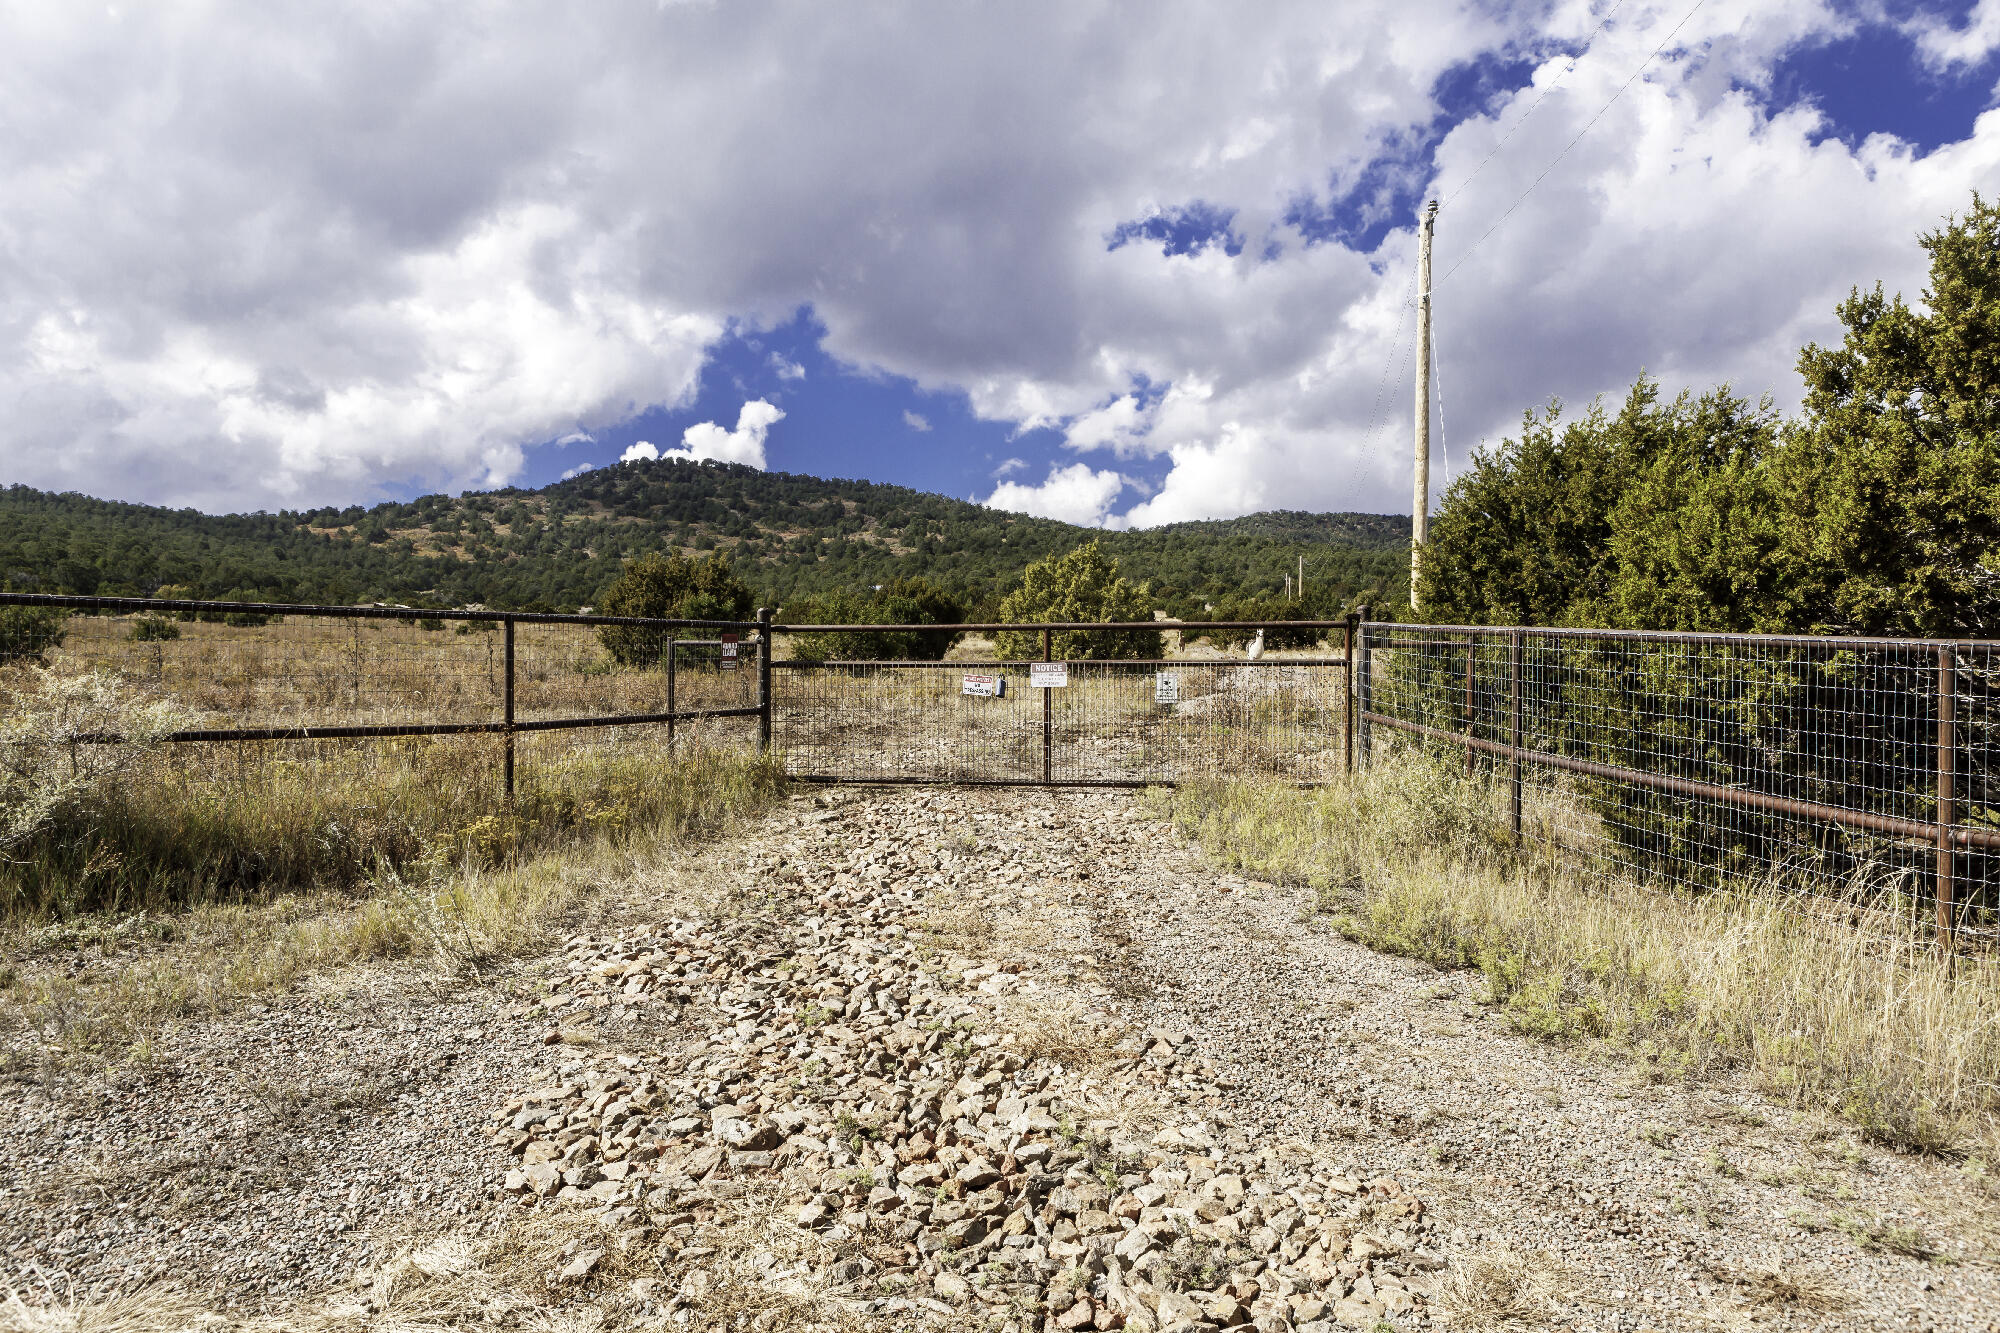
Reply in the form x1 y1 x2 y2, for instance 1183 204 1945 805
1356 617 2000 944
770 653 1352 787
0 593 766 800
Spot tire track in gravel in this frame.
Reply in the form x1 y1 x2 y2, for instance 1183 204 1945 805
1071 797 2000 1333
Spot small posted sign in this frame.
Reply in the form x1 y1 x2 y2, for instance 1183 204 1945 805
720 632 740 670
961 673 1005 698
1154 672 1179 704
1029 661 1069 689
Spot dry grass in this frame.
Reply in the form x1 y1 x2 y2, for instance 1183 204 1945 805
995 993 1131 1070
1150 755 2000 1158
1 740 784 1060
1434 1246 1562 1329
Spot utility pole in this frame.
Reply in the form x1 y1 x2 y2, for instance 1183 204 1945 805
1411 198 1437 612
1297 554 1304 603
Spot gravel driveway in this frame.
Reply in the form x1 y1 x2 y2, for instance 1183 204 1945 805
1 785 1993 1332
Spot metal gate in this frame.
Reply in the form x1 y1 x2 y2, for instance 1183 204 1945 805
769 619 1354 787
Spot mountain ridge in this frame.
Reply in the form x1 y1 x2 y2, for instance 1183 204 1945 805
0 460 1409 616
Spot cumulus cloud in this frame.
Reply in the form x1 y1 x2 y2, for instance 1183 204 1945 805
902 410 931 432
984 462 1129 527
561 462 595 479
769 353 806 380
625 400 785 469
1909 0 2000 69
0 2 1993 520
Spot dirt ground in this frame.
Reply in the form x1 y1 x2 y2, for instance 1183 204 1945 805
2 785 1994 1332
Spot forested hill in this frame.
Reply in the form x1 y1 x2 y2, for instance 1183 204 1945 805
0 461 1408 617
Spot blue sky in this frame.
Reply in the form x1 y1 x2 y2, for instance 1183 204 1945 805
5 2 1999 524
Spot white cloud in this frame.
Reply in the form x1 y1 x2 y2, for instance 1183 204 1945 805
556 431 595 447
561 462 594 479
993 456 1027 477
625 400 785 469
984 462 1129 527
902 409 931 432
1909 0 2000 69
0 1 1991 521
769 353 805 380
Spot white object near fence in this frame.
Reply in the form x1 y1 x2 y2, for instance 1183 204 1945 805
1029 662 1069 689
961 673 1005 697
1154 673 1179 704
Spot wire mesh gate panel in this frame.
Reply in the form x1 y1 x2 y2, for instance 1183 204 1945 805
773 653 1350 786
1356 621 2000 941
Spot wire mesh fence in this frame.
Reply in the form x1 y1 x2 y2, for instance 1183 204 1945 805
1355 620 2000 943
0 594 765 803
770 623 1353 786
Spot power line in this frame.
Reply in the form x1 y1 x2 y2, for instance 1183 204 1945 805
1359 263 1421 463
1437 0 1709 287
1433 328 1451 492
1439 0 1629 213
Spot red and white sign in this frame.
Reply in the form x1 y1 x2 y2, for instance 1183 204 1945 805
961 673 1005 697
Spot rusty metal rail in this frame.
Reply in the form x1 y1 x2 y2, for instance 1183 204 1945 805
1 592 766 798
1358 615 2000 943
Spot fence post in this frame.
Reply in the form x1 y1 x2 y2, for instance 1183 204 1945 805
503 616 516 801
1042 626 1054 785
1343 612 1358 775
666 633 678 756
1463 634 1475 777
1510 628 1523 841
1355 604 1371 769
757 608 773 756
1937 645 1956 947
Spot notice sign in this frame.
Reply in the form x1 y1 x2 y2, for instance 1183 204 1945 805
720 633 740 670
1154 672 1179 704
961 673 1005 698
1029 661 1069 689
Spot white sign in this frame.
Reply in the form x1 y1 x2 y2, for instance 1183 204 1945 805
1154 672 1179 704
961 673 1005 697
1029 661 1069 689
720 633 740 670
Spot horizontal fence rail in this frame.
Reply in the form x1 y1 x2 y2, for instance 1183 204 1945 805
773 652 1352 788
1356 619 2000 944
0 592 769 800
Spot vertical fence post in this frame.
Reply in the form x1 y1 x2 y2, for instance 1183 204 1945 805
1510 628 1523 841
757 608 773 757
1042 626 1054 785
1463 634 1476 777
1343 612 1358 775
666 633 678 756
1937 645 1956 947
503 616 516 801
1355 605 1371 769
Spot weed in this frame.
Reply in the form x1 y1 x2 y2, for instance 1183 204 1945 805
1835 1213 1936 1259
1150 759 2000 1158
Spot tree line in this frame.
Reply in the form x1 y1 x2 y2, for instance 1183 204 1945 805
1419 195 2000 638
0 468 1406 623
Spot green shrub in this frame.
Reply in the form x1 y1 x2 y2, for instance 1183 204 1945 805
130 615 181 643
0 605 69 665
597 552 755 666
995 542 1159 660
788 577 964 661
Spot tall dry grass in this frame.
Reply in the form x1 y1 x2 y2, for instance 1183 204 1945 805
1150 753 2000 1158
